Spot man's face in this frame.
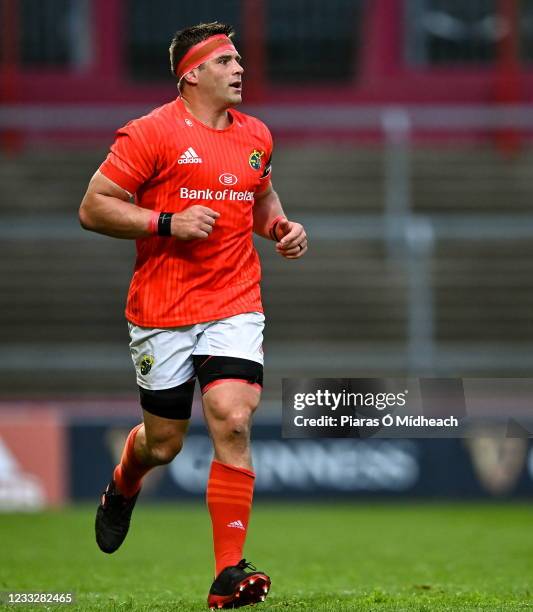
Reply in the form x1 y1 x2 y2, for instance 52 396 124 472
196 49 244 107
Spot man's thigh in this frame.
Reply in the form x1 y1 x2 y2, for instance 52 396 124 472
128 322 198 420
194 312 265 365
192 312 265 395
141 408 190 448
127 311 265 418
128 322 198 390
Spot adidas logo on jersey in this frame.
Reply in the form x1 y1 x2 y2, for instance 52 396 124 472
227 520 245 530
178 147 203 164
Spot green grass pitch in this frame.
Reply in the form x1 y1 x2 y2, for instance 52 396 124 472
1 502 532 611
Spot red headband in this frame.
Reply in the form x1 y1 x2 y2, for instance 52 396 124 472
176 34 236 81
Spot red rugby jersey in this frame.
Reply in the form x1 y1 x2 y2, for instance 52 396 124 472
99 97 273 327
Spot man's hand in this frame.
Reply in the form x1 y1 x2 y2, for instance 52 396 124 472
171 205 220 240
275 218 308 259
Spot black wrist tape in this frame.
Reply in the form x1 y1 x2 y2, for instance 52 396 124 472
269 220 281 241
157 212 174 236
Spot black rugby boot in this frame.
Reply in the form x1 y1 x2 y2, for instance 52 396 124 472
207 559 271 609
95 480 139 553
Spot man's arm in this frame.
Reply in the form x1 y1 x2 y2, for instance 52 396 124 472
79 170 219 240
253 184 307 258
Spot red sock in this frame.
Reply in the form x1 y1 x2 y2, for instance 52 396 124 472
207 460 255 576
113 424 152 498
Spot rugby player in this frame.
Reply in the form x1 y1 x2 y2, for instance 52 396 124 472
79 21 307 609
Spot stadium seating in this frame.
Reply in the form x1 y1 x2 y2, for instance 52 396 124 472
2 146 533 400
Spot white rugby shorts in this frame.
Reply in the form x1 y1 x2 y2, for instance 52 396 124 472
128 311 265 390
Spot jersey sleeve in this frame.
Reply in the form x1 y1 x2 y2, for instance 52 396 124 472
255 124 273 195
99 120 158 194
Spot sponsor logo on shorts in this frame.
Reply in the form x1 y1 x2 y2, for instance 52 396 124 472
139 355 155 375
249 149 264 170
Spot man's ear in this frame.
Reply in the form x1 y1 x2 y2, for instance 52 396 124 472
183 69 199 86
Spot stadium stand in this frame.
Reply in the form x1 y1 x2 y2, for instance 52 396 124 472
2 144 533 400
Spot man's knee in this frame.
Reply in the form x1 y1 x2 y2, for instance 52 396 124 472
145 435 184 465
225 409 253 436
208 398 257 448
208 391 258 424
